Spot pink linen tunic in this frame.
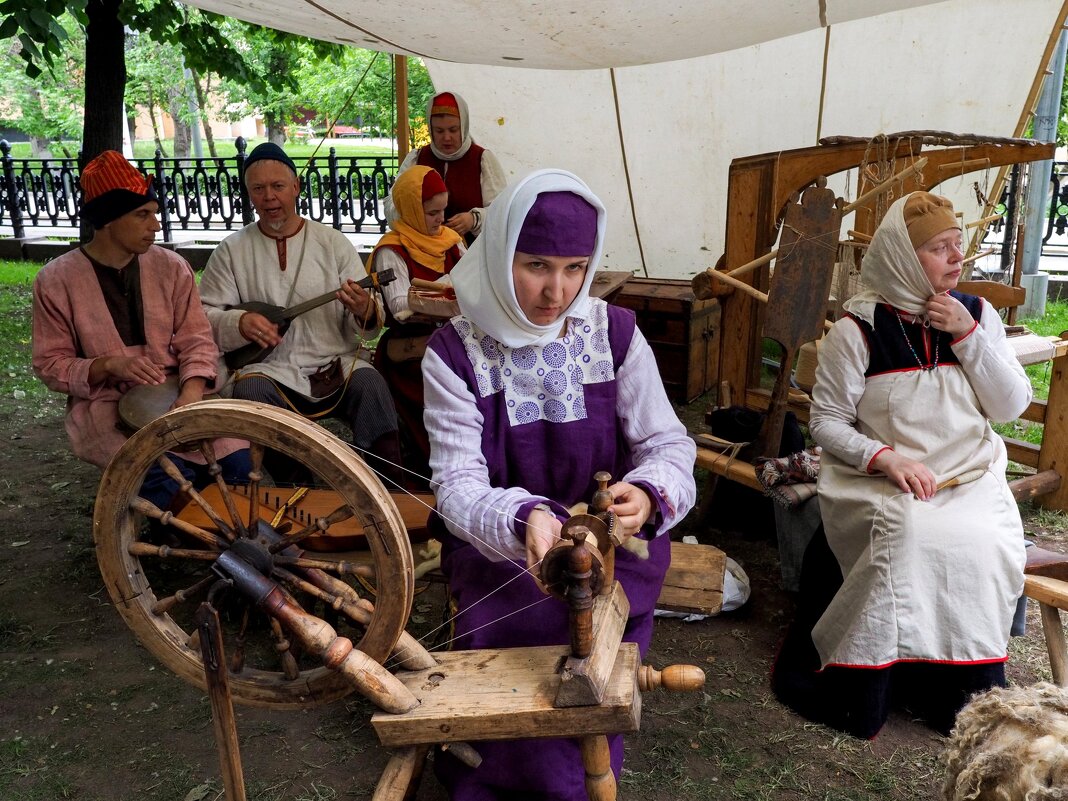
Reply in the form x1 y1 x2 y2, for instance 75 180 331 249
32 245 242 468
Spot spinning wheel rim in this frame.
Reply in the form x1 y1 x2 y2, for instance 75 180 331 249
93 400 415 708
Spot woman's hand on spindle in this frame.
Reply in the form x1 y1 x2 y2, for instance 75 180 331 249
607 482 655 540
870 449 938 500
525 508 561 572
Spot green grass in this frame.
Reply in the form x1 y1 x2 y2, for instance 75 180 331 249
5 139 398 161
0 260 47 403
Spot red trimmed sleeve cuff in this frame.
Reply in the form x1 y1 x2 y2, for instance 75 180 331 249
950 320 979 346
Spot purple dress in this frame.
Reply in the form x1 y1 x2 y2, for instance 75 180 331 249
427 304 672 800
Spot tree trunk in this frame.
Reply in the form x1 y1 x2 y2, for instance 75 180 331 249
168 87 192 159
82 0 125 164
126 111 137 151
191 71 218 158
29 136 53 158
81 0 126 239
265 111 286 146
145 89 167 156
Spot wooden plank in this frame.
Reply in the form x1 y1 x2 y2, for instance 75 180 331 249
694 441 762 492
589 270 632 301
658 542 724 615
1024 574 1068 610
1039 353 1068 511
371 643 641 747
1022 398 1047 425
1004 437 1041 469
556 582 630 707
956 280 1025 310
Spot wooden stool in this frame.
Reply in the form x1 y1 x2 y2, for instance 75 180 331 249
1024 574 1068 686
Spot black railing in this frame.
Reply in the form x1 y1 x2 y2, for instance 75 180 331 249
0 136 398 241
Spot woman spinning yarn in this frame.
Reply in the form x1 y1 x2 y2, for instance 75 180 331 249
422 169 696 798
773 191 1032 738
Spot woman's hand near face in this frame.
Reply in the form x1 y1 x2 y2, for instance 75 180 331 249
607 482 655 540
925 293 973 339
525 508 561 573
870 449 938 500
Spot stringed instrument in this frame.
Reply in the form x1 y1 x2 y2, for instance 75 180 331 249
224 268 396 369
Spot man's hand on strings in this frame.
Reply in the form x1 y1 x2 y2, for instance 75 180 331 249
338 279 376 323
607 482 655 540
525 507 561 575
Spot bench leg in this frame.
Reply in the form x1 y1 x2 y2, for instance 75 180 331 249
1039 602 1068 687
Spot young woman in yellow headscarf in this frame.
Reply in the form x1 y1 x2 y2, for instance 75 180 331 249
366 166 463 478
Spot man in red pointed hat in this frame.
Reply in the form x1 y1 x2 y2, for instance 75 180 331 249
32 150 249 507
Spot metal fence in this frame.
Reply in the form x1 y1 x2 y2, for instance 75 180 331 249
0 136 399 241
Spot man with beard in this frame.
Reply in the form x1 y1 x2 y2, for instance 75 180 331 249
199 143 402 483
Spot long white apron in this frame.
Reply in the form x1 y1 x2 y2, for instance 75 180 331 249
812 365 1025 668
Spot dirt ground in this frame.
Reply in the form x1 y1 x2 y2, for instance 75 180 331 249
0 390 1064 801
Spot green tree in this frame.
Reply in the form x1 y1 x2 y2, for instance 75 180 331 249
0 15 84 155
0 0 262 162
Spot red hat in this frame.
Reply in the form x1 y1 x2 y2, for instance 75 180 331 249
80 151 156 228
421 169 448 200
429 92 461 118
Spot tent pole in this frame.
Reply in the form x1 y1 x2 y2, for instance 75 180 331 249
396 55 410 161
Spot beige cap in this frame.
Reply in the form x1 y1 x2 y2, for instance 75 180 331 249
903 191 959 249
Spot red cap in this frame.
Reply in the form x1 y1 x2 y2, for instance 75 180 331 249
421 169 448 200
430 92 460 118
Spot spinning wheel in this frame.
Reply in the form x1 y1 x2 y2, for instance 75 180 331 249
93 400 416 708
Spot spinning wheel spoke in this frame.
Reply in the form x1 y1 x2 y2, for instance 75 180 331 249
246 442 265 527
129 496 225 548
267 503 355 553
94 401 414 708
271 554 373 577
198 440 250 538
269 617 300 680
151 573 217 616
155 453 237 542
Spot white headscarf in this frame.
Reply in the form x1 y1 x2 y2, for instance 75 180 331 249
843 192 940 325
450 169 607 348
428 90 473 162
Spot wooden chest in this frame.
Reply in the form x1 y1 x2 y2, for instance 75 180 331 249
611 278 720 404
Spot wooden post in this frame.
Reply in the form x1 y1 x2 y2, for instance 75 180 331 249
195 603 247 801
395 55 410 161
1038 352 1068 512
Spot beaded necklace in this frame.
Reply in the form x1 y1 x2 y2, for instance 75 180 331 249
895 310 938 371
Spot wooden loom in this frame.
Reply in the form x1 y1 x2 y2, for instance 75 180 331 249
92 402 705 800
690 132 1068 510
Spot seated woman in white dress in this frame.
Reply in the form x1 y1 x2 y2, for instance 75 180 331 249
773 191 1032 738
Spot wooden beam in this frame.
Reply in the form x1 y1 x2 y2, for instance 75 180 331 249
1003 437 1041 469
1009 469 1061 502
395 55 410 161
693 442 762 492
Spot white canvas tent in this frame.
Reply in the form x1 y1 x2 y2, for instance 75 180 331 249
189 0 1066 277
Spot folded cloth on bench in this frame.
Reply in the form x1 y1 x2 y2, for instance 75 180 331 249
754 447 821 509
